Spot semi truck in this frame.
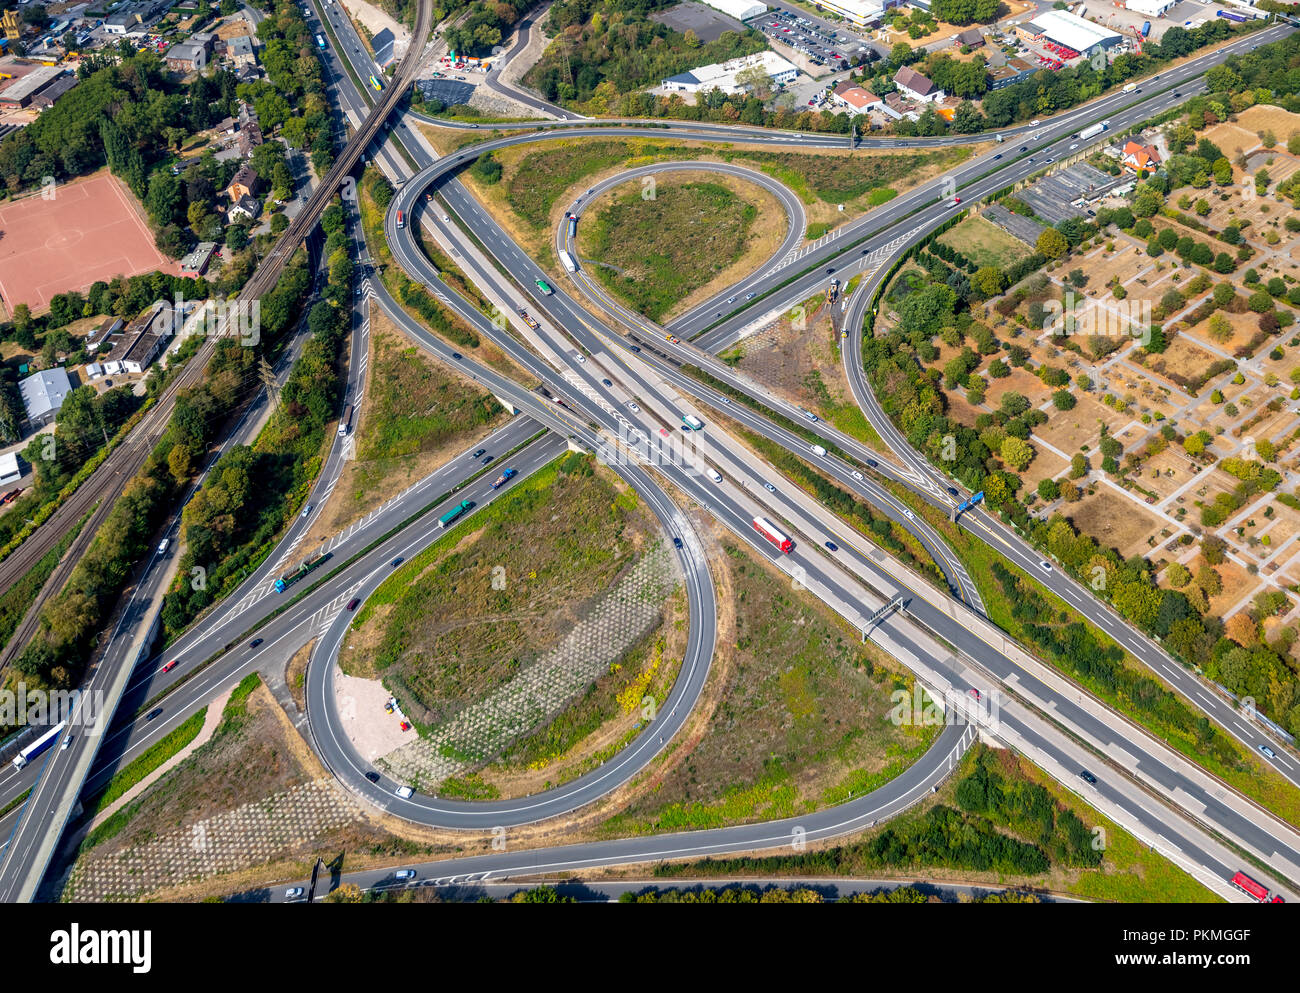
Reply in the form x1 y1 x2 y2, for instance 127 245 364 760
1216 9 1247 21
1077 121 1108 141
567 213 578 238
11 721 67 770
517 309 539 330
560 250 578 273
1231 870 1284 902
753 516 794 554
438 499 472 527
490 468 517 490
274 552 332 592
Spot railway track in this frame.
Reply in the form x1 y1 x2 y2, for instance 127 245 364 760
0 0 434 671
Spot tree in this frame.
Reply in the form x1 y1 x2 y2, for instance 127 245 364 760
971 266 1005 297
1037 228 1068 260
1052 389 1075 411
1000 436 1033 471
1225 612 1257 647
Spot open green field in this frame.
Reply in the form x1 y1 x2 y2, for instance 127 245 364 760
343 454 659 727
586 179 757 322
598 538 938 836
937 214 1032 269
653 742 1216 902
346 326 505 506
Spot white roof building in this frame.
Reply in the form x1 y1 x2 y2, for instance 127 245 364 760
1124 0 1174 15
0 452 20 486
18 367 73 428
661 50 799 95
703 0 767 21
1024 10 1122 54
816 0 886 27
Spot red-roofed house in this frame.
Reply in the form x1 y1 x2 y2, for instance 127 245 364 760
831 82 882 115
1122 140 1160 172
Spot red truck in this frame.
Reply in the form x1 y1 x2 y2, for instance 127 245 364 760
1231 871 1284 902
753 516 793 554
396 209 405 229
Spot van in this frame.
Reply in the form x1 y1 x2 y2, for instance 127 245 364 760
157 538 170 555
811 445 827 457
394 785 414 799
707 469 723 484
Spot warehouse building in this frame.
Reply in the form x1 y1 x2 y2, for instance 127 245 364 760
0 65 65 109
18 367 73 429
1017 10 1122 57
661 50 799 95
701 0 767 20
816 0 892 28
1124 0 1175 16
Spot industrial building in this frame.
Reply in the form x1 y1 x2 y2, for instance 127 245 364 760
701 0 767 21
105 303 175 375
816 0 895 27
661 50 799 95
0 451 20 486
1124 0 1175 16
18 367 73 428
1016 10 1122 57
0 65 65 108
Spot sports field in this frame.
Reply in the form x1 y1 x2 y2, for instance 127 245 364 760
0 170 179 315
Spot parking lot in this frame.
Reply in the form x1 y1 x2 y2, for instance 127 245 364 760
752 5 871 74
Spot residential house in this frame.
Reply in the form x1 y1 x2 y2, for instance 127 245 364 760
104 302 175 374
226 165 260 202
226 34 257 67
229 194 262 223
1121 140 1160 173
954 27 984 48
894 65 943 103
237 120 263 157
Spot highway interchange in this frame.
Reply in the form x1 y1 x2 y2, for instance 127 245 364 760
1 1 1298 902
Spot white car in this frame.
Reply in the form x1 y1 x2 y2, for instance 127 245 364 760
395 869 417 880
627 401 640 413
285 887 304 899
574 353 585 363
301 503 313 519
1039 560 1052 572
903 509 914 521
852 471 863 481
1260 744 1277 760
395 785 414 799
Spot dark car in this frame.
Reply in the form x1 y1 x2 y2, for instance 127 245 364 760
1019 146 1027 152
472 449 486 459
1079 769 1097 785
672 537 683 549
629 345 641 352
482 454 494 464
365 771 381 783
347 597 360 611
452 352 462 360
249 638 264 649
602 378 612 387
825 540 839 552
391 557 404 568
947 487 958 498
146 708 163 722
